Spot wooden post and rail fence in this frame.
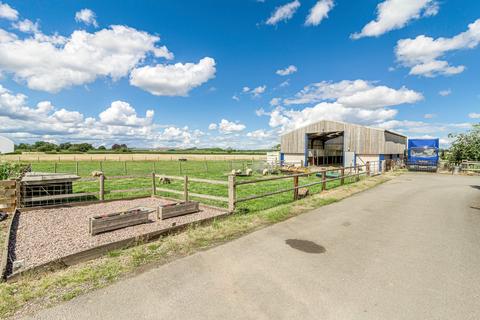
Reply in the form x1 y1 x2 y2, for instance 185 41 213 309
1 161 384 213
152 161 377 213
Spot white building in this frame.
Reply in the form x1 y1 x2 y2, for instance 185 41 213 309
0 136 14 154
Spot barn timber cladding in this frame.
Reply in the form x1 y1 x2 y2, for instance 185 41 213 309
280 120 406 155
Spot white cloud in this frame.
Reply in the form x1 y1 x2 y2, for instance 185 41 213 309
305 0 334 26
247 129 272 139
469 113 480 119
423 113 436 119
75 8 98 27
255 108 268 116
12 19 39 33
352 0 438 39
0 2 18 20
266 0 301 26
0 25 174 92
218 119 246 134
377 120 472 143
232 95 240 101
270 97 281 106
284 80 423 108
395 19 480 77
0 85 207 147
438 89 451 97
208 123 217 130
99 101 154 127
242 85 266 97
52 108 84 123
262 80 423 133
268 103 398 133
252 85 266 97
276 65 297 76
130 57 216 96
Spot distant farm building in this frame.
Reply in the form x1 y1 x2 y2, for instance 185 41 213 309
0 136 14 154
280 120 407 168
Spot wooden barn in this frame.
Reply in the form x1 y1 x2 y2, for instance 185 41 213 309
280 120 407 168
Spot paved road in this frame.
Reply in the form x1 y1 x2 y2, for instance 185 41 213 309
26 173 480 320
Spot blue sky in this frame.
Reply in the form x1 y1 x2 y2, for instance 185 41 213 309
0 0 479 149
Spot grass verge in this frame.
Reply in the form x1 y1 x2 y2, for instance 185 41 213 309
0 171 399 319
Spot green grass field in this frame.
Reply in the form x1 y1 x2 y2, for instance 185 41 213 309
25 160 363 212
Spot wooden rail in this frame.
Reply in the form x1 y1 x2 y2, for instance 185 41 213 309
231 162 376 211
154 174 229 204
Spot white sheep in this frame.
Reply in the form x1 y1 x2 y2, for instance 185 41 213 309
246 168 253 176
236 169 242 174
231 169 237 175
262 168 269 176
91 170 103 177
159 177 171 184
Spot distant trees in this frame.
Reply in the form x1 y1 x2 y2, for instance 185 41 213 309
448 124 480 163
16 141 98 153
111 144 129 152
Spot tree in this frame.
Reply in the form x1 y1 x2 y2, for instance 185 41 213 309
97 146 106 151
448 124 480 163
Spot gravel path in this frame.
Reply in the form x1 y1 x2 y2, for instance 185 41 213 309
13 198 227 270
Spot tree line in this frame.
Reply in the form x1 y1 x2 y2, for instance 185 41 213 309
15 142 130 153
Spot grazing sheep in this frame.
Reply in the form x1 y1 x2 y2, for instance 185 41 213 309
91 170 103 177
159 177 171 184
245 168 253 176
236 169 242 174
262 168 269 176
231 169 237 175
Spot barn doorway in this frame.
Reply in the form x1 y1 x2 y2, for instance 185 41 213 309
306 131 344 167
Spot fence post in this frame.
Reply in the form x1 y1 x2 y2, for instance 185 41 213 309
16 180 21 209
322 171 327 191
366 161 370 177
124 161 127 175
152 172 156 196
293 175 299 200
153 162 156 173
341 168 345 185
183 175 189 202
54 162 57 173
179 161 182 175
99 174 105 201
75 161 79 175
228 175 236 213
204 160 208 173
355 165 360 182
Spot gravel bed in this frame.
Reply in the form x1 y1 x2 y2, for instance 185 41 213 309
13 198 227 270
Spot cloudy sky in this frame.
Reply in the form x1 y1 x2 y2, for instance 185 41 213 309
0 0 478 149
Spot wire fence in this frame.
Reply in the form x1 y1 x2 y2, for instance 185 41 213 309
27 160 268 178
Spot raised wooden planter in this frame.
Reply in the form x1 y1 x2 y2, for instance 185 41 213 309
89 207 153 235
159 201 200 220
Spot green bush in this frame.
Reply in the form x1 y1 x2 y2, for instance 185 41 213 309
0 161 27 180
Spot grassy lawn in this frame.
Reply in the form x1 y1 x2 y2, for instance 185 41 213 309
0 171 399 319
29 160 262 177
24 159 365 212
